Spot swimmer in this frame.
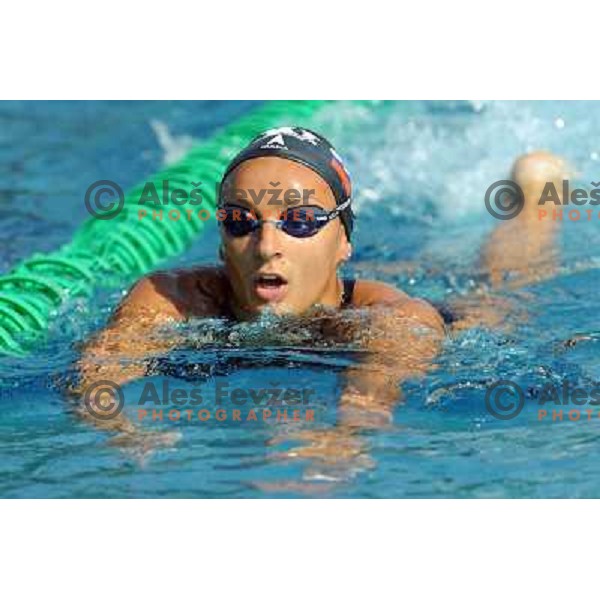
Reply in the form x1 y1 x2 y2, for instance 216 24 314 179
480 150 568 289
443 149 570 333
70 127 567 471
263 149 571 484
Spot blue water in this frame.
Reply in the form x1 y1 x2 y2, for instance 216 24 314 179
1 100 599 498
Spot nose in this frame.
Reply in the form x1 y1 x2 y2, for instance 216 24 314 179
255 221 283 261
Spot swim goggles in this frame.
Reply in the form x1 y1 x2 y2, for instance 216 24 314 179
218 198 352 239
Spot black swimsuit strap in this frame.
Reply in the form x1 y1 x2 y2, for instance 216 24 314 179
430 300 459 326
341 278 356 308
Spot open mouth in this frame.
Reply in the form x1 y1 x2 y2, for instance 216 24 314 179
253 273 289 303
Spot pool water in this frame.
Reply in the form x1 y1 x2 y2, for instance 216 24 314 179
1 100 599 498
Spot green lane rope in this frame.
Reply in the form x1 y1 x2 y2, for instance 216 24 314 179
0 100 377 357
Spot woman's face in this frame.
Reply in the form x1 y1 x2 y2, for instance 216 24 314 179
220 156 351 318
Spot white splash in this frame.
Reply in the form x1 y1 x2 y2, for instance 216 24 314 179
150 119 196 166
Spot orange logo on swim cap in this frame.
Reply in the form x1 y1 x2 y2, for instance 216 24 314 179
330 158 352 198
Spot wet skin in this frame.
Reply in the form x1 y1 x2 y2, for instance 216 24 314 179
72 151 564 479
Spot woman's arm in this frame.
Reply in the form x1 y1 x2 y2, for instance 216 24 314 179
339 294 444 426
67 274 185 442
269 282 445 478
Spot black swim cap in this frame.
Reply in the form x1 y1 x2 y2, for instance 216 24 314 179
219 126 354 239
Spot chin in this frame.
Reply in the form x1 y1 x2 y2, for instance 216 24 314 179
254 301 297 318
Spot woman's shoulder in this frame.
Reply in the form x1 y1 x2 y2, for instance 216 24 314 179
133 265 228 319
351 279 410 306
352 279 445 331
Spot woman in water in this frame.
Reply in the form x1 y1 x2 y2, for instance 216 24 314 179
72 126 568 472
